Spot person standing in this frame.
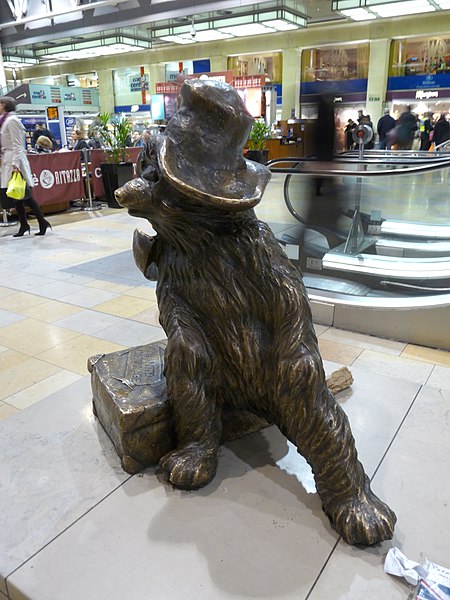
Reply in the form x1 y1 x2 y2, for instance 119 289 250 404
31 122 56 149
0 96 52 237
396 105 418 150
32 135 54 154
362 114 375 149
419 113 434 151
131 130 143 147
432 113 450 148
377 109 396 150
69 128 90 152
344 119 356 150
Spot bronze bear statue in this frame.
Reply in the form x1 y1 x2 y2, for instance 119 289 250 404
115 79 396 546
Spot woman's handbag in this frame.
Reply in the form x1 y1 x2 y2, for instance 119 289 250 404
6 171 27 200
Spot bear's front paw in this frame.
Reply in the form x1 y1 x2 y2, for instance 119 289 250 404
159 443 218 490
325 485 396 546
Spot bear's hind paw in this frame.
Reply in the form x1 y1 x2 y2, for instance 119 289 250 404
159 444 218 490
326 487 397 546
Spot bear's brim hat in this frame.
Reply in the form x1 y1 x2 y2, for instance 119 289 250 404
157 79 271 212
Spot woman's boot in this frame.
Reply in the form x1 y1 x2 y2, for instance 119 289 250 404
25 195 52 236
12 201 31 237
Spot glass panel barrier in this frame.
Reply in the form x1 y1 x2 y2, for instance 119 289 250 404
263 154 450 299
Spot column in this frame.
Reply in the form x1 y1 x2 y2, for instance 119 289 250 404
97 69 115 114
366 39 391 124
282 48 301 120
149 63 165 95
209 55 228 73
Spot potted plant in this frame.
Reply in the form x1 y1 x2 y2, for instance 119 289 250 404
93 112 134 207
246 119 271 164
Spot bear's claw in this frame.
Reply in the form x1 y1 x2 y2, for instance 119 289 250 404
325 484 397 546
159 444 218 490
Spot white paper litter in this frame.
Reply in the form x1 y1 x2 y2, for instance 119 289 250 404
384 547 428 585
385 548 450 600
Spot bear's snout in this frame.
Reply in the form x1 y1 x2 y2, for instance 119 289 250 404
115 177 153 217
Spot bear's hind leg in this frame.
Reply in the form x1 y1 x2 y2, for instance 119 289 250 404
277 354 396 545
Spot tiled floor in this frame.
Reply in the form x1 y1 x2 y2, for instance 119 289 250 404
1 182 449 599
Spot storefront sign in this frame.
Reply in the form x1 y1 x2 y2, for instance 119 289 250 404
387 73 450 91
130 74 149 92
300 78 368 96
28 151 85 206
415 89 439 99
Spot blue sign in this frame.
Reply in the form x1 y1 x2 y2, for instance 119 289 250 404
301 78 368 96
114 104 151 113
387 73 450 91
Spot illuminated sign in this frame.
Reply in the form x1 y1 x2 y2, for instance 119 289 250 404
415 90 439 99
46 106 59 120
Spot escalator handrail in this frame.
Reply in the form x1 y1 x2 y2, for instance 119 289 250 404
435 138 450 151
267 156 450 177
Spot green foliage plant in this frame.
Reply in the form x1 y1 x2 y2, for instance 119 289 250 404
93 112 133 163
247 119 271 151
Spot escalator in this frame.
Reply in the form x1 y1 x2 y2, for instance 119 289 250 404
266 153 450 348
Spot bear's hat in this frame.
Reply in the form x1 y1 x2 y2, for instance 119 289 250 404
158 78 271 211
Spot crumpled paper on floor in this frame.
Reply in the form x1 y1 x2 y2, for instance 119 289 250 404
384 547 450 600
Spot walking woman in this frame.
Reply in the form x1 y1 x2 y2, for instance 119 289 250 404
0 96 52 237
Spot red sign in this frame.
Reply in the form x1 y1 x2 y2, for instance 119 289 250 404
233 75 268 89
28 151 85 206
155 82 179 94
90 147 141 198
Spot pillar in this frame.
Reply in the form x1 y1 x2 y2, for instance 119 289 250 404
149 63 165 95
366 39 391 124
97 69 115 114
209 54 228 73
282 48 301 120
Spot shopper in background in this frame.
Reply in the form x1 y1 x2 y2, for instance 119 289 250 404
361 114 375 149
344 119 356 150
432 113 450 149
313 94 335 196
87 128 102 149
304 95 350 239
69 128 90 153
419 113 434 151
141 129 152 145
396 105 418 150
33 135 54 153
377 108 396 150
131 130 143 147
31 122 57 149
0 96 52 237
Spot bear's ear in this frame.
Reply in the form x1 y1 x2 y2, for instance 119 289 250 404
133 229 159 281
138 136 160 183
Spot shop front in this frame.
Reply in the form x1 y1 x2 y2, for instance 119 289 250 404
387 37 450 119
300 44 370 151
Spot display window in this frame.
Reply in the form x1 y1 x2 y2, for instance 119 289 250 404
228 52 282 83
113 66 150 107
389 37 450 77
387 37 450 118
301 43 369 83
